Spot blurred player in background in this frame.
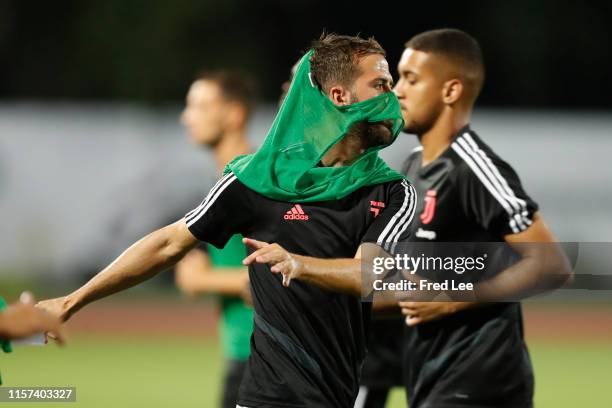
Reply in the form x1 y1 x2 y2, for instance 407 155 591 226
393 28 572 408
278 61 299 106
175 70 256 408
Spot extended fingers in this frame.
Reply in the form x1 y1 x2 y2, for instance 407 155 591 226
282 273 292 287
243 245 286 266
398 301 417 312
401 301 422 325
49 329 66 346
45 329 65 346
255 249 287 265
405 315 422 326
400 301 420 324
242 237 269 250
242 246 270 265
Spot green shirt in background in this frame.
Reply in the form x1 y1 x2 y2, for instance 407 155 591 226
0 296 11 353
207 234 253 361
0 295 12 385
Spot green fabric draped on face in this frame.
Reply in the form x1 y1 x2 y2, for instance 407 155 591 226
225 49 406 202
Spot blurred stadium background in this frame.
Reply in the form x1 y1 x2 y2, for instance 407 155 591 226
1 1 611 407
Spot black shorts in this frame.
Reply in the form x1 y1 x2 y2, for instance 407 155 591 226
222 359 247 408
360 318 405 388
354 386 403 408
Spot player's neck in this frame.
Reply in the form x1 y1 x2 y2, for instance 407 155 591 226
420 111 470 167
213 129 250 171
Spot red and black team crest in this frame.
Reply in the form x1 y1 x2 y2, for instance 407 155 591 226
419 189 437 224
369 200 385 217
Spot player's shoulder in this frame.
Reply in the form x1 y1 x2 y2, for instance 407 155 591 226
400 145 423 174
375 178 416 205
448 128 521 186
207 171 256 203
214 171 243 191
358 176 414 198
406 145 424 160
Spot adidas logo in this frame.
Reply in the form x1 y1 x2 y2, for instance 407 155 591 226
284 204 309 221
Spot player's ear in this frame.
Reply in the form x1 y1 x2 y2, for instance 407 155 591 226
328 85 351 106
442 79 463 105
225 102 247 130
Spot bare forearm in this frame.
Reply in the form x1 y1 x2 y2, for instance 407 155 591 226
475 247 572 301
372 298 402 315
191 269 248 297
67 223 196 315
294 255 361 295
474 215 573 302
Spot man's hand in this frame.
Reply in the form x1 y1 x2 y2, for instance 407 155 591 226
0 303 66 345
36 296 74 343
36 297 72 323
399 301 474 326
175 249 212 297
242 238 301 287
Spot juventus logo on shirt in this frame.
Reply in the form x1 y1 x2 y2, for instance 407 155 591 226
420 189 437 224
369 200 386 217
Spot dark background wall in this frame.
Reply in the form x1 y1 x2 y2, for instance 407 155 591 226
1 0 610 107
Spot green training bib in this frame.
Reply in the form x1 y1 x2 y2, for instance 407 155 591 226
226 49 405 202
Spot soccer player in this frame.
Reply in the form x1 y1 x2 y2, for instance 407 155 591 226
175 70 256 408
38 33 417 408
393 28 572 407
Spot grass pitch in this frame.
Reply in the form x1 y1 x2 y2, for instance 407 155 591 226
1 336 611 407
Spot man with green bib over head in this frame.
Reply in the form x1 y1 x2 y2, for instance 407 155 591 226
39 33 418 408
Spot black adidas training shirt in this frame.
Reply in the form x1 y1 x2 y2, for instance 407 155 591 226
185 173 417 408
401 125 538 408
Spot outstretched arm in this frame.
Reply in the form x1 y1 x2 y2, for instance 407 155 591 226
38 219 199 321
